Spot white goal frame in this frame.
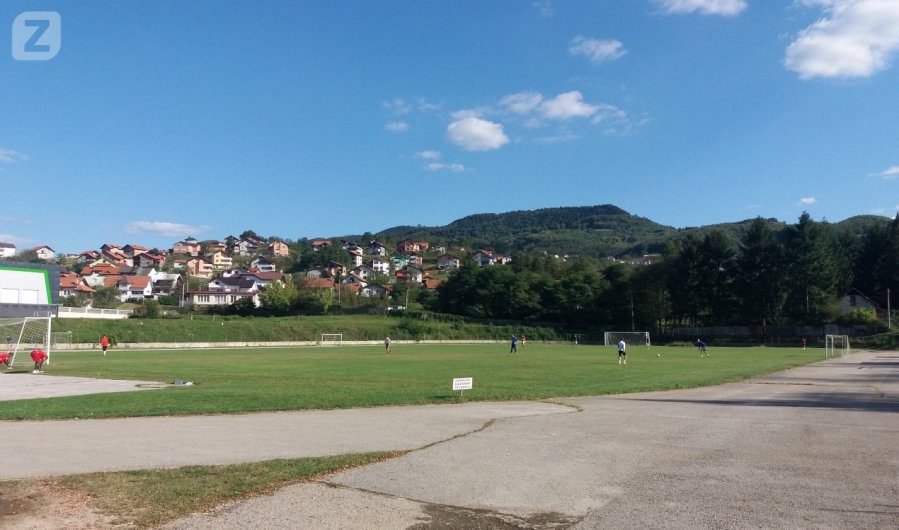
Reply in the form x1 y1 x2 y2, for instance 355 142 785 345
604 331 651 347
320 333 343 346
825 334 850 358
2 316 52 368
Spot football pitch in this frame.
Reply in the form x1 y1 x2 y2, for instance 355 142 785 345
2 344 823 421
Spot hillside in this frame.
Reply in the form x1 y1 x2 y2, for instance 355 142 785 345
364 206 892 259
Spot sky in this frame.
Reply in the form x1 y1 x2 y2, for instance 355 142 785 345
1 0 898 253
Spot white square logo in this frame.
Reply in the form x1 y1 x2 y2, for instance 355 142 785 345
12 11 61 61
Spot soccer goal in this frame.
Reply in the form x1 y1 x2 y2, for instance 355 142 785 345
0 316 52 369
604 331 651 347
320 333 343 346
825 334 850 358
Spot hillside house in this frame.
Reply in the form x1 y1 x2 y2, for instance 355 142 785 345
78 250 100 262
203 241 227 253
100 243 122 253
438 254 461 270
27 246 56 261
134 252 165 268
473 250 495 267
351 265 376 279
362 284 388 298
326 261 347 277
367 241 387 256
311 240 332 252
211 252 233 270
348 250 364 267
187 290 260 307
151 272 182 297
231 239 258 256
59 273 95 299
837 289 884 316
241 271 285 289
186 258 214 278
268 241 290 256
208 277 259 293
306 268 327 279
371 257 390 274
0 242 16 258
342 274 368 287
407 254 424 266
397 240 430 253
251 255 277 272
173 239 202 256
122 244 149 256
392 254 409 269
303 278 335 290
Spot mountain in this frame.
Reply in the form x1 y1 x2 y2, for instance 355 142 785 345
361 205 892 259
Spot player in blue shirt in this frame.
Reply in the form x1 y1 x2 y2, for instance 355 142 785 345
697 339 709 357
510 335 518 354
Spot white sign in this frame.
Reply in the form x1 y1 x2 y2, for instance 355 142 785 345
452 377 473 391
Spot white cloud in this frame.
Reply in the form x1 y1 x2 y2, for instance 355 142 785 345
569 36 627 64
871 165 899 179
799 197 817 204
381 98 411 114
446 117 509 151
534 0 554 17
125 221 211 237
538 91 599 120
385 121 409 133
500 92 545 115
0 149 27 163
0 233 34 245
416 150 442 160
415 98 442 112
425 162 466 173
535 133 579 144
450 107 492 120
654 0 747 16
786 0 899 79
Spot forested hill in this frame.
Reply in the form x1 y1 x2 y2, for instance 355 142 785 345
373 205 803 258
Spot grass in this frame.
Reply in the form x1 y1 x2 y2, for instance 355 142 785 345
55 314 566 343
0 343 824 420
3 452 396 528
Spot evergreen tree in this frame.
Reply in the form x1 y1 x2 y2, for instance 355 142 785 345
735 218 786 325
782 213 837 322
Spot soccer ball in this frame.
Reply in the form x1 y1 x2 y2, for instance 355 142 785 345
657 353 661 357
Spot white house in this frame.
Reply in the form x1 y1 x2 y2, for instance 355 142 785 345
473 250 495 267
0 242 16 258
348 250 364 267
367 241 387 256
341 274 368 287
250 255 277 272
362 284 388 298
27 246 56 261
351 265 376 279
438 254 461 270
370 258 390 274
187 290 260 307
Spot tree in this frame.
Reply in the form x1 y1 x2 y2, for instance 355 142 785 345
735 218 786 325
696 230 736 324
782 213 839 322
258 282 299 316
93 286 121 309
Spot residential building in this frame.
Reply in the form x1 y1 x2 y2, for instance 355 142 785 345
59 273 95 298
367 241 387 256
397 240 430 253
204 241 227 254
326 261 346 277
173 238 202 256
391 254 409 269
438 254 461 270
27 246 56 261
250 255 277 272
241 271 285 289
473 250 495 267
303 278 335 290
122 244 150 256
351 265 376 279
341 274 368 287
370 258 390 274
268 241 289 256
186 258 214 278
305 268 327 279
311 240 332 252
0 242 16 258
187 290 260 307
133 252 165 268
362 284 388 298
231 239 258 256
211 252 233 270
208 276 259 293
348 249 364 267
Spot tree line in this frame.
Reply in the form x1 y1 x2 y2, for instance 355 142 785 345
432 213 899 330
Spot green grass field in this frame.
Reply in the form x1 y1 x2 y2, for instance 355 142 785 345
1 343 824 421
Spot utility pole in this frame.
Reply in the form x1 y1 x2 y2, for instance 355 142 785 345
888 288 892 329
630 294 635 332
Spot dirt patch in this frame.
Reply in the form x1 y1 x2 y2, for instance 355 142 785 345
409 503 580 529
0 480 123 529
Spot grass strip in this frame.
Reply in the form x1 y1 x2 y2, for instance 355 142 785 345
2 452 397 528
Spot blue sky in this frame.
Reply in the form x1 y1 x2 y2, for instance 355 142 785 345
2 0 898 252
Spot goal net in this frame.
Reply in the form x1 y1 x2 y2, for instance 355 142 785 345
825 334 850 358
604 331 651 347
320 333 343 346
0 316 52 369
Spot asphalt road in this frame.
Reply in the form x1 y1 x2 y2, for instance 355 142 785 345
168 351 899 529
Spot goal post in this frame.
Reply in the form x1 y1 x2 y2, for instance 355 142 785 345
0 316 52 369
604 331 651 347
319 333 343 346
825 334 850 358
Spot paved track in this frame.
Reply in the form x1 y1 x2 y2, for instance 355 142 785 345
169 351 899 529
0 373 164 401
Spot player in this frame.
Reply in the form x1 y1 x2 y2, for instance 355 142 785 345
0 351 12 368
697 339 709 358
30 349 48 373
573 335 578 347
6 335 12 352
801 337 807 351
510 335 518 354
101 335 110 356
520 335 526 349
384 335 392 355
618 339 627 365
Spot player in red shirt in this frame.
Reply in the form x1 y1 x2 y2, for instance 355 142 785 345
801 337 807 351
101 335 110 356
0 351 11 368
30 349 48 373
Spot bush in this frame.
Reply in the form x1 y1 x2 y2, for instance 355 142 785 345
835 308 880 326
157 295 180 306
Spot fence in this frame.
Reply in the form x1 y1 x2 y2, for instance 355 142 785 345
663 324 880 344
57 307 133 319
